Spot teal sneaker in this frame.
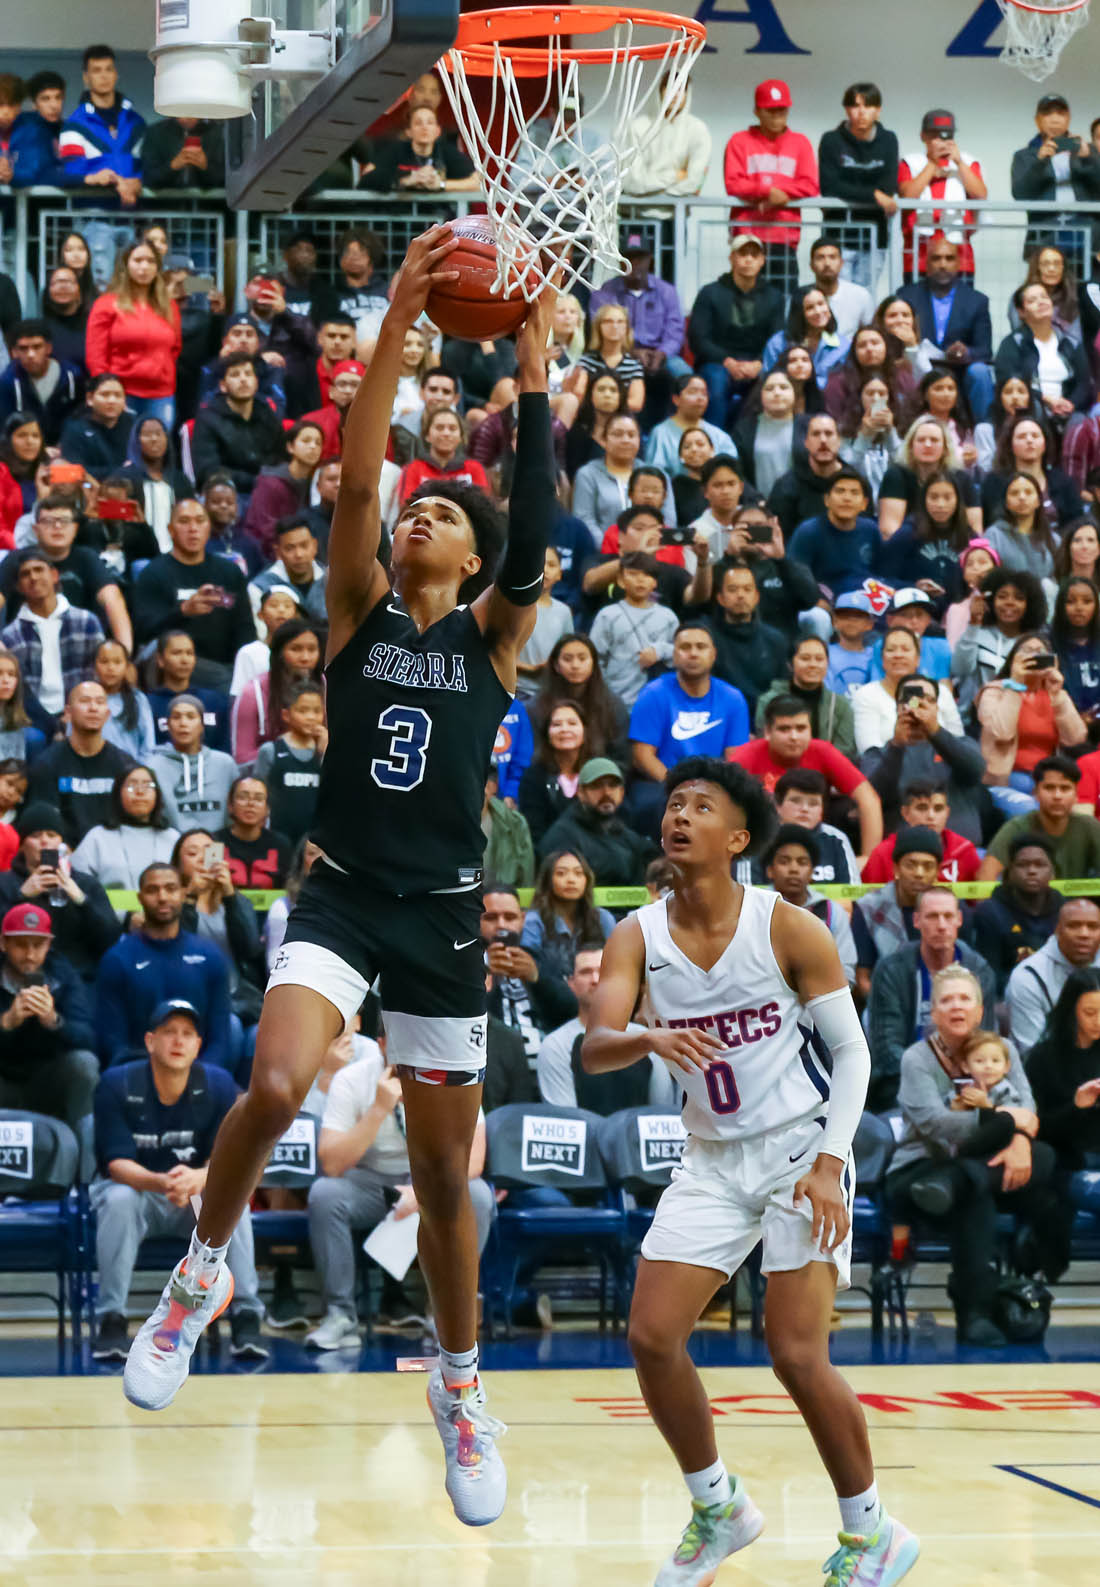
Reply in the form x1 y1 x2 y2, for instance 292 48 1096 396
822 1511 919 1586
655 1478 764 1586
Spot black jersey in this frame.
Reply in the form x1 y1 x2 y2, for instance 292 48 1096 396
312 597 511 895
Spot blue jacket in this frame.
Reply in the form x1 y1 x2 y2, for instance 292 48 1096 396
59 93 145 190
897 280 993 364
95 928 231 1070
8 111 67 187
0 359 85 446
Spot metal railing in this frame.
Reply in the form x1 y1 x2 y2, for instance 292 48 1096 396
4 187 1098 337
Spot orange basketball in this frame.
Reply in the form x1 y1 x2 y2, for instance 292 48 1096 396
426 216 538 341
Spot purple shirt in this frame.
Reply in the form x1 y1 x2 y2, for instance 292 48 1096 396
588 273 686 360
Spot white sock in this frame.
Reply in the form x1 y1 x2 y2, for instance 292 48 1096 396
187 1229 229 1276
439 1343 479 1391
684 1458 732 1506
838 1483 880 1535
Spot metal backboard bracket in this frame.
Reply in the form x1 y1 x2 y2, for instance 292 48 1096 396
226 0 459 211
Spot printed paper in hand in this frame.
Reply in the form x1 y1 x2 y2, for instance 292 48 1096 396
363 1209 421 1280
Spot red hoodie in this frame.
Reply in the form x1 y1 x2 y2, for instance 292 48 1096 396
723 124 819 249
861 828 981 886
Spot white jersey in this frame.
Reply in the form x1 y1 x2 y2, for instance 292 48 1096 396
636 888 830 1144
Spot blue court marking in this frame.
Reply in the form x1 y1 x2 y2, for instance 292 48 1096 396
998 1465 1100 1510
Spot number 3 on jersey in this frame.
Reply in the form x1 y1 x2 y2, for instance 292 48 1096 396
705 1060 740 1115
371 705 432 791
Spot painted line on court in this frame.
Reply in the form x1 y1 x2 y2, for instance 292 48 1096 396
998 1464 1100 1510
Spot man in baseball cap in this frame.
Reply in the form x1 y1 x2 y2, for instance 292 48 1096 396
1012 90 1099 251
0 899 99 1130
89 990 266 1364
724 77 818 294
146 997 202 1035
538 756 654 885
899 110 987 275
587 228 691 395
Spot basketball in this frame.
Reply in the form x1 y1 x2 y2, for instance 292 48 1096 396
426 216 538 341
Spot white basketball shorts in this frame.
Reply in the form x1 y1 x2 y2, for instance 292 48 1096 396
641 1115 854 1289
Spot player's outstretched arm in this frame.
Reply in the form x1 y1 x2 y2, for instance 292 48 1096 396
326 225 459 657
476 275 561 676
582 918 723 1077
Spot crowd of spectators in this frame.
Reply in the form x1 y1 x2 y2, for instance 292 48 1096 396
3 53 1100 1353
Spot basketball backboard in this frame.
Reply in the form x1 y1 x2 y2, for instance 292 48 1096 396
220 0 459 210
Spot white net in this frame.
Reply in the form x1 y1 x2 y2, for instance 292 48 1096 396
997 0 1091 81
439 13 704 299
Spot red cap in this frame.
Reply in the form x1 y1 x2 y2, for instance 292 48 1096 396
755 79 792 110
1 903 52 939
331 359 366 379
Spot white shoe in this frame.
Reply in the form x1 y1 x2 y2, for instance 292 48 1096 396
655 1480 764 1586
123 1257 234 1411
305 1309 361 1351
426 1367 507 1527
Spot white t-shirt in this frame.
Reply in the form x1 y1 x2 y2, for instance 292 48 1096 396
321 1040 411 1180
1035 333 1070 400
824 278 875 341
321 1043 485 1179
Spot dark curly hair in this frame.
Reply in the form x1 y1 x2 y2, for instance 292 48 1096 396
663 755 778 856
979 566 1048 633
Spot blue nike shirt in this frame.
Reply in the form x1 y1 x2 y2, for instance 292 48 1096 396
629 673 750 767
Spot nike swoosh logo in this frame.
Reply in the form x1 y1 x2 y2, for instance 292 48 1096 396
789 1143 815 1163
648 962 670 972
453 938 478 950
670 717 722 741
135 961 150 970
709 1476 724 1487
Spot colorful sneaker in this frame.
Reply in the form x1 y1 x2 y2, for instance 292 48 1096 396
426 1368 507 1527
123 1257 234 1411
822 1512 920 1586
655 1479 764 1586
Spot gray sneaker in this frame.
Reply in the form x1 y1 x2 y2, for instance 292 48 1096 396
306 1309 361 1351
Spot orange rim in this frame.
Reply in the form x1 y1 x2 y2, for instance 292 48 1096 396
1000 0 1088 11
442 5 706 76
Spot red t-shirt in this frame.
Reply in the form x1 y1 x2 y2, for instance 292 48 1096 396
727 737 865 797
1076 749 1100 807
861 828 980 885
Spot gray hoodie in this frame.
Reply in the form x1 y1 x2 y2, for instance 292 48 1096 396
149 746 238 833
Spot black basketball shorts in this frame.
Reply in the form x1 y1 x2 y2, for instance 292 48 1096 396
269 857 488 1078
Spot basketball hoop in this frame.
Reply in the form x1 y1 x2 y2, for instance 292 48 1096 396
996 0 1091 81
438 6 707 299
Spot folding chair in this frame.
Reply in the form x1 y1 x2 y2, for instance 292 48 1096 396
482 1103 626 1337
0 1112 83 1363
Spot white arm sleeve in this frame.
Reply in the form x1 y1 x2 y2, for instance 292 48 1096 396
805 986 871 1165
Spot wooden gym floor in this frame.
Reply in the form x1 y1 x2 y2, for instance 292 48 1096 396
0 1360 1097 1583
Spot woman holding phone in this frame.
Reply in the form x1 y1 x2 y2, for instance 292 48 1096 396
976 633 1087 803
